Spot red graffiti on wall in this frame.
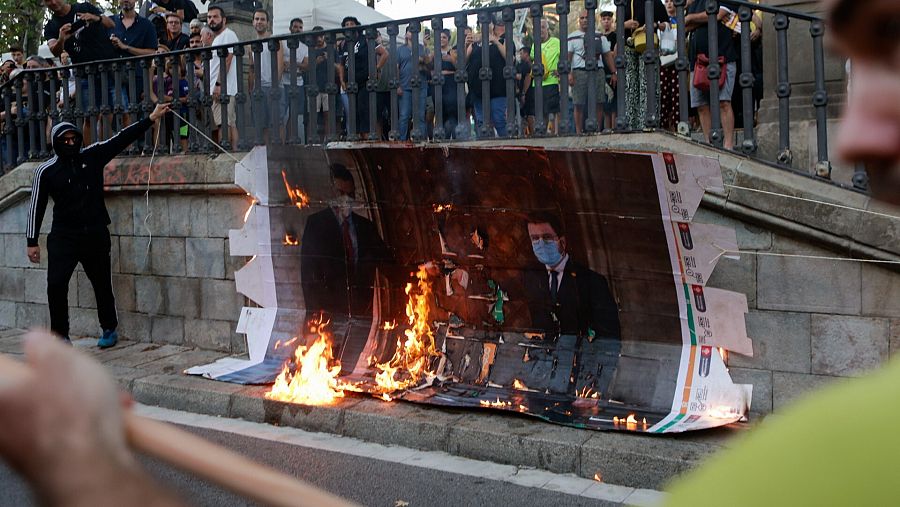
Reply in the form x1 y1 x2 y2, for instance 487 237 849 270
103 155 194 187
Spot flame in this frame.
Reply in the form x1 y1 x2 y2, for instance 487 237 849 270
513 379 527 390
718 347 729 363
479 398 511 408
518 404 527 412
374 266 441 394
243 200 256 223
281 170 310 209
577 386 600 399
265 316 356 405
382 320 397 330
432 203 453 213
593 473 602 482
283 233 299 246
613 413 646 431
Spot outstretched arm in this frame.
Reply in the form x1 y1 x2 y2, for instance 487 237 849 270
83 103 170 166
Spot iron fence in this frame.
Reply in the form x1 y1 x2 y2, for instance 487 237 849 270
0 0 857 186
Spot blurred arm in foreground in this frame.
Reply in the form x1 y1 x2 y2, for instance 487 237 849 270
0 330 185 507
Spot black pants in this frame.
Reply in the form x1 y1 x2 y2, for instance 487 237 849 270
47 227 117 337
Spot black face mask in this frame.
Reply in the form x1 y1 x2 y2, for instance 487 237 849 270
55 138 82 157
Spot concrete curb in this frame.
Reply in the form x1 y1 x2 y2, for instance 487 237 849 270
1 329 748 490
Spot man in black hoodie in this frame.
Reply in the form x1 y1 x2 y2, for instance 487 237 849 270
26 103 170 347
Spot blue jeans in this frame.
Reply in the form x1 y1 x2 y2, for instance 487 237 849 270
398 88 426 140
473 96 508 138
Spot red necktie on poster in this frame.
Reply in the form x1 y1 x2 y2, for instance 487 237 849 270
342 218 354 270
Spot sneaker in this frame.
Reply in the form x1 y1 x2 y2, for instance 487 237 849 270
98 329 118 349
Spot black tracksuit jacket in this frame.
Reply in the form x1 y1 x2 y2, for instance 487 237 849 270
26 118 154 246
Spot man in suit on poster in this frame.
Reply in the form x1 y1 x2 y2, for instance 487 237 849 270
300 164 393 319
522 211 621 395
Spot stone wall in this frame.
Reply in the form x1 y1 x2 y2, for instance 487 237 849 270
0 154 252 354
698 210 899 415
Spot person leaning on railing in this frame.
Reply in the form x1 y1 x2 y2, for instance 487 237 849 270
684 0 738 150
524 18 561 135
621 0 668 130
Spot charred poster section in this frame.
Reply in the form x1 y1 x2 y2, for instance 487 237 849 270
189 144 752 433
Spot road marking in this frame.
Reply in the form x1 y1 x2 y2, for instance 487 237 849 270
135 404 666 506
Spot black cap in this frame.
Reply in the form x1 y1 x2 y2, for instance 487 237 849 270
600 10 614 17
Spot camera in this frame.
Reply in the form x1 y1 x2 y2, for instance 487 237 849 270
70 18 87 32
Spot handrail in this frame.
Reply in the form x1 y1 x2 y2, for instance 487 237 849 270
0 0 860 188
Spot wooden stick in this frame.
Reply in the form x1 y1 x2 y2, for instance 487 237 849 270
0 353 358 507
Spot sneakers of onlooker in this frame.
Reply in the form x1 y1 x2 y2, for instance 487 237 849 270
97 329 118 349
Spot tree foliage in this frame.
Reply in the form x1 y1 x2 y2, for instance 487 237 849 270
0 0 47 55
0 0 121 56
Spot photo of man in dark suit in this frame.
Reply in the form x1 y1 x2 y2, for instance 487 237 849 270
522 211 621 397
523 212 620 340
300 164 393 319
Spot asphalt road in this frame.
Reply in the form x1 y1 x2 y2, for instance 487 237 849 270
0 424 616 507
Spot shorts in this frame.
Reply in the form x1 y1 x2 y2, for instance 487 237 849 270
522 86 535 117
690 61 737 108
211 97 237 127
571 68 607 106
603 74 618 114
541 84 560 114
315 93 330 112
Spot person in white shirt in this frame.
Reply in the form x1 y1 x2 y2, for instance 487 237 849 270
248 8 281 142
568 10 616 134
281 17 309 140
207 5 239 148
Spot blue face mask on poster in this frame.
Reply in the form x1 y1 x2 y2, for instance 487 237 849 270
532 239 563 267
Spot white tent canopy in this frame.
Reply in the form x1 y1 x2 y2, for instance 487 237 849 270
272 0 394 36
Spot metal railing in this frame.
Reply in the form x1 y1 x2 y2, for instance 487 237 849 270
0 0 856 186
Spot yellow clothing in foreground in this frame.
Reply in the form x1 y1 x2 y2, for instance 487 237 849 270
666 358 900 506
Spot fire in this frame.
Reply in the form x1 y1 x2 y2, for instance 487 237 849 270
593 473 602 482
513 379 527 390
281 170 310 209
374 266 441 393
718 347 729 363
382 320 397 330
613 413 648 431
243 199 256 223
265 316 356 406
577 386 600 399
479 398 512 408
283 233 299 245
432 203 453 213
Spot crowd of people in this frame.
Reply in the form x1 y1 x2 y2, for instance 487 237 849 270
0 0 766 163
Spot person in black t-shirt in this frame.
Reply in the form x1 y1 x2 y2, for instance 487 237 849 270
685 0 739 150
465 19 514 138
43 0 118 143
160 13 190 51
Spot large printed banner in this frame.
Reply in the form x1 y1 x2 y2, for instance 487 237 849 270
188 145 753 433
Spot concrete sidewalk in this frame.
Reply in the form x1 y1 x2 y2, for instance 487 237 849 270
0 327 749 490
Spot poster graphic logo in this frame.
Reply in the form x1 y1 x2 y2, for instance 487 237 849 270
699 346 712 377
692 285 707 312
678 222 694 250
664 152 679 183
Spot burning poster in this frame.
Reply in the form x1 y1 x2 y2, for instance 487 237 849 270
188 144 752 432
